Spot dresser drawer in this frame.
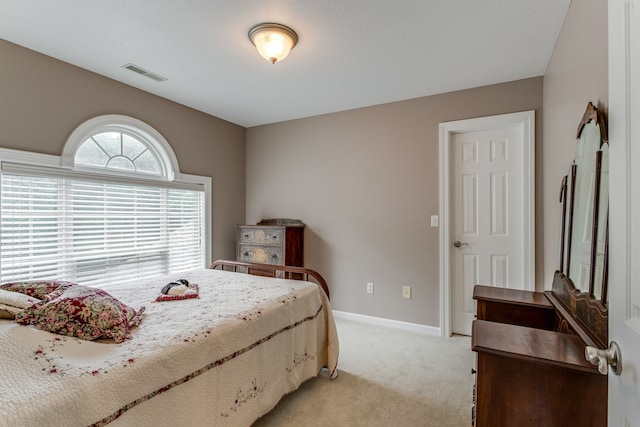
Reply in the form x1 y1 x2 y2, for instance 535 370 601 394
236 221 304 269
238 227 283 245
238 245 283 265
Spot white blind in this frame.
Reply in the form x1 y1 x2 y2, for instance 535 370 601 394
0 167 205 289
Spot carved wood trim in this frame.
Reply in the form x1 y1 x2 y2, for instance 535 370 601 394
601 219 609 305
558 174 568 273
565 164 577 276
549 271 608 348
576 101 608 143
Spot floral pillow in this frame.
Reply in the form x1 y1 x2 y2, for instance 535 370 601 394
15 285 145 343
0 280 77 300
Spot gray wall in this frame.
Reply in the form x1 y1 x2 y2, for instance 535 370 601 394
246 78 543 327
542 0 608 287
0 39 247 263
245 0 608 329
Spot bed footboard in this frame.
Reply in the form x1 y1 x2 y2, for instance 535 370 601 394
209 259 330 299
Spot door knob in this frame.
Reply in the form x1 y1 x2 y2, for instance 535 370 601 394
585 341 622 375
453 240 468 248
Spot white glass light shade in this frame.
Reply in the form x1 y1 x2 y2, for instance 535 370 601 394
249 23 298 64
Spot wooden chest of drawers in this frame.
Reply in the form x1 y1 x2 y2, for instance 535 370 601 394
471 285 607 426
236 219 304 267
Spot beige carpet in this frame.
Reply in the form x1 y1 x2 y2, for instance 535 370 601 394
253 317 474 426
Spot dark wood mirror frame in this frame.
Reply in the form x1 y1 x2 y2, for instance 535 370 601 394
549 101 609 349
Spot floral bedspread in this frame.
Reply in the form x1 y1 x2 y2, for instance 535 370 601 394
0 268 339 427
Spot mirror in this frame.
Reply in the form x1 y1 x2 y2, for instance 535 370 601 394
560 102 608 303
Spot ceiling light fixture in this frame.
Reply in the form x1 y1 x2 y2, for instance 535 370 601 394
248 23 298 64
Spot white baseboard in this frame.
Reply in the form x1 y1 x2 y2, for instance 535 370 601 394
332 310 441 336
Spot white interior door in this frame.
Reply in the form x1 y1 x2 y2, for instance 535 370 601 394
439 112 535 337
608 0 640 424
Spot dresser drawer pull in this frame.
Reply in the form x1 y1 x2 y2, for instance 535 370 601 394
244 251 249 257
471 368 476 375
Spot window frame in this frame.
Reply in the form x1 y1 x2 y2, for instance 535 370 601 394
0 115 212 282
61 115 181 181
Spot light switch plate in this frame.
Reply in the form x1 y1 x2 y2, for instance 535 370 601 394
402 285 411 299
430 215 439 227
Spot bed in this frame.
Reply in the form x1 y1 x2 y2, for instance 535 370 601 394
0 260 339 427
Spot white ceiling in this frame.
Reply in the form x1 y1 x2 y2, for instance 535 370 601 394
0 0 570 127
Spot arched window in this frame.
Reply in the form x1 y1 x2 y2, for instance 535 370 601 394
61 115 180 180
75 131 161 174
0 115 211 289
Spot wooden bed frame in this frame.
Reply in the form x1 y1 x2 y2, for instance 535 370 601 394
209 259 330 299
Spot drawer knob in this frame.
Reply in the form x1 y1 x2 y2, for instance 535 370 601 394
471 368 477 375
244 251 249 256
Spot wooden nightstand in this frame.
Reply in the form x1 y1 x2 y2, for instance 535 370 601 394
236 219 304 268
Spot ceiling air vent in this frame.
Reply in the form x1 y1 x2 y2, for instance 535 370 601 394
122 63 167 82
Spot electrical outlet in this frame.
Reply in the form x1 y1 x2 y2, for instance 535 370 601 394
402 285 411 299
367 282 374 294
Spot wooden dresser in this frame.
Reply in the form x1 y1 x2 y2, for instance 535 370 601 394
236 219 304 267
469 104 611 426
471 281 607 426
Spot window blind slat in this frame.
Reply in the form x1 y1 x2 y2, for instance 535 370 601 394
1 172 205 288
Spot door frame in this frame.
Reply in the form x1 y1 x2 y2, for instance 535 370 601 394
438 111 536 337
